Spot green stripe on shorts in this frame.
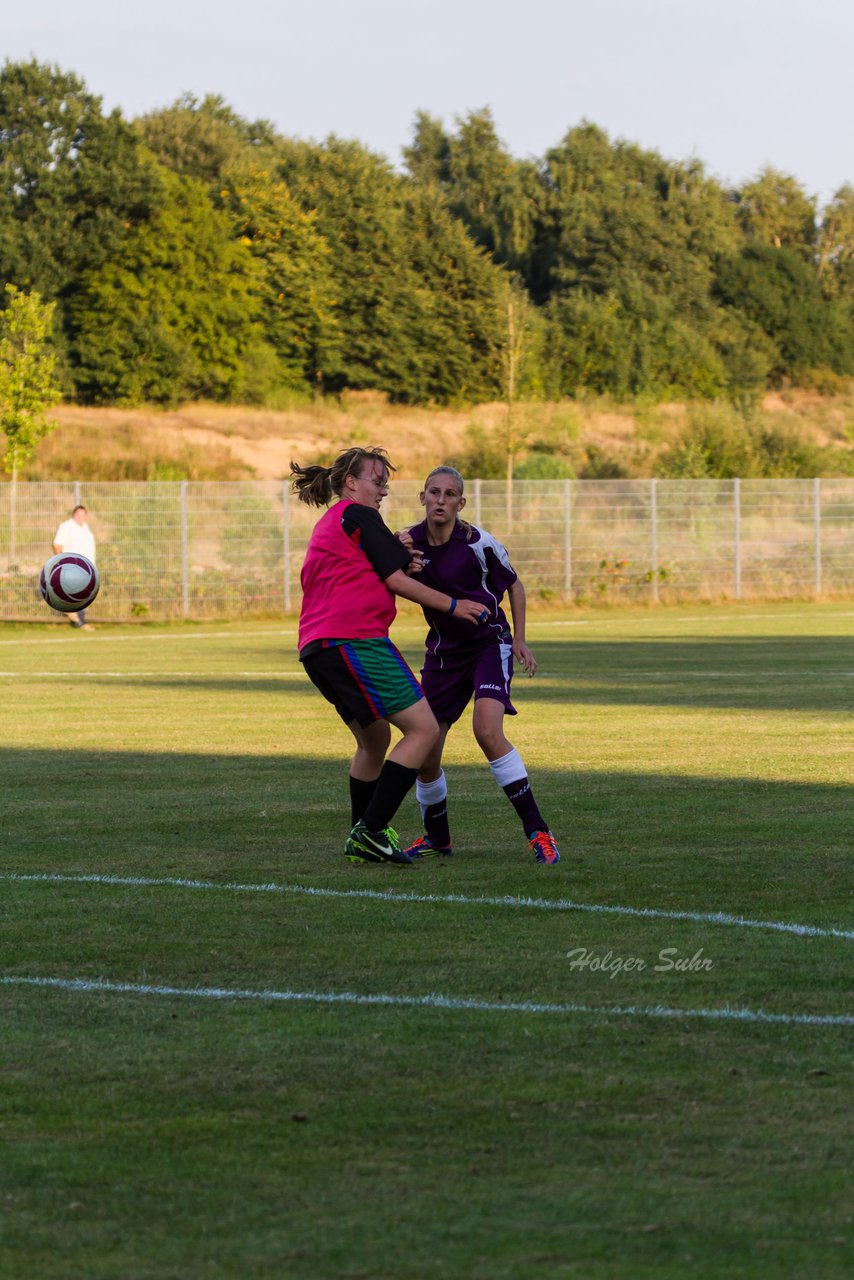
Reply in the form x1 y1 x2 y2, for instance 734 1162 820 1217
339 638 422 717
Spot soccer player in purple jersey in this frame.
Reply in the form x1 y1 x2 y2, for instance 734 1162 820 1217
399 465 560 865
292 447 484 866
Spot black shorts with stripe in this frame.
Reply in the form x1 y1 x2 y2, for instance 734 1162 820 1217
300 638 423 727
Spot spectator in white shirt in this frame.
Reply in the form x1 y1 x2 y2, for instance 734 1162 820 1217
53 504 96 629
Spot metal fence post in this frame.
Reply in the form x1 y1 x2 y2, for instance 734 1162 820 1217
473 478 482 527
650 478 659 603
814 477 822 596
734 478 742 601
180 480 189 618
73 480 81 508
564 479 572 597
283 478 291 612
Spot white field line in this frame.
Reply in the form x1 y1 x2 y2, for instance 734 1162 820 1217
0 631 297 647
670 611 854 622
0 670 305 678
1 974 850 1027
1 669 851 680
3 872 851 941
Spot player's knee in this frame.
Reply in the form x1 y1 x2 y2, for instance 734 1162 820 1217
366 720 391 753
367 735 390 766
474 725 506 758
422 715 441 750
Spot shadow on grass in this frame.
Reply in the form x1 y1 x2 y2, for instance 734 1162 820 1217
67 634 854 713
2 748 850 921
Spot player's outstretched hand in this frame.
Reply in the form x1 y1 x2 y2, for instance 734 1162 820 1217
454 598 490 625
395 529 424 574
513 639 537 677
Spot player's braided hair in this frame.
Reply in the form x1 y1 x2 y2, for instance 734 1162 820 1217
290 447 396 506
422 465 474 539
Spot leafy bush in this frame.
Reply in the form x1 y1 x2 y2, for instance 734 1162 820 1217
446 423 507 479
656 401 854 478
513 450 574 479
578 444 629 479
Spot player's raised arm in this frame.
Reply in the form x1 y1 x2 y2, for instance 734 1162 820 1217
384 569 485 624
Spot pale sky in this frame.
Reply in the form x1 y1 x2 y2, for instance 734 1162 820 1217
5 0 853 208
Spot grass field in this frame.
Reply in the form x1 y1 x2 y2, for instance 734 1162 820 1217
1 602 852 1279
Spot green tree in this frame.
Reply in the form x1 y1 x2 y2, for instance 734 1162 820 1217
0 284 60 478
736 167 817 256
0 284 61 566
136 94 277 188
403 111 452 187
534 122 758 398
221 164 340 396
540 123 741 311
546 282 729 400
275 137 411 395
715 244 854 380
67 167 259 404
817 184 854 300
0 59 159 301
398 183 507 403
276 137 507 402
405 108 543 289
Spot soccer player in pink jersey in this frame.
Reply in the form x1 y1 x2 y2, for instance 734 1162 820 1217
399 465 560 865
292 447 484 865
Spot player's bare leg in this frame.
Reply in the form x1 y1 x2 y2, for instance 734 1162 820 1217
385 698 439 770
472 696 513 763
349 718 390 781
413 722 451 784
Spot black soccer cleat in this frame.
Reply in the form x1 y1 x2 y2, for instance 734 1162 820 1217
344 822 413 865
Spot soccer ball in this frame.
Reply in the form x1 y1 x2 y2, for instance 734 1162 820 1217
39 553 100 613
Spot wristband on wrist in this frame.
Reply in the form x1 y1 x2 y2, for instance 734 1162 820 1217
448 597 457 615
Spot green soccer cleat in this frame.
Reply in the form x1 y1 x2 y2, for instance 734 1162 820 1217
344 822 413 865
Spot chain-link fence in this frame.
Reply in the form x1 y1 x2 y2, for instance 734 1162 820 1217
2 478 852 620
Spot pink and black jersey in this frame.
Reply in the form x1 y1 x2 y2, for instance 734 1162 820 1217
407 520 517 655
299 500 411 654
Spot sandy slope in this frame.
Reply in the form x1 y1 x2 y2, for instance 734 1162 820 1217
22 389 854 481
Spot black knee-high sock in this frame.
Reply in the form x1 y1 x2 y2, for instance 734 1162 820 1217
361 760 418 833
349 775 379 827
502 777 547 838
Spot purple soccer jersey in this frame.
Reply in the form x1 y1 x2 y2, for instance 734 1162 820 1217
407 520 518 655
407 520 519 725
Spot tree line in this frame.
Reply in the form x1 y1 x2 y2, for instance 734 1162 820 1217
2 58 854 411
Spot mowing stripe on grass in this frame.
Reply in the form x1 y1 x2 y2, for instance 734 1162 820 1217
1 974 851 1027
3 872 851 941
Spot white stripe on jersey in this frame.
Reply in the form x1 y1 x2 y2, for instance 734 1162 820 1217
470 526 515 636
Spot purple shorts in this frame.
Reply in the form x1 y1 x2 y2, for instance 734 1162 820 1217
421 639 517 727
